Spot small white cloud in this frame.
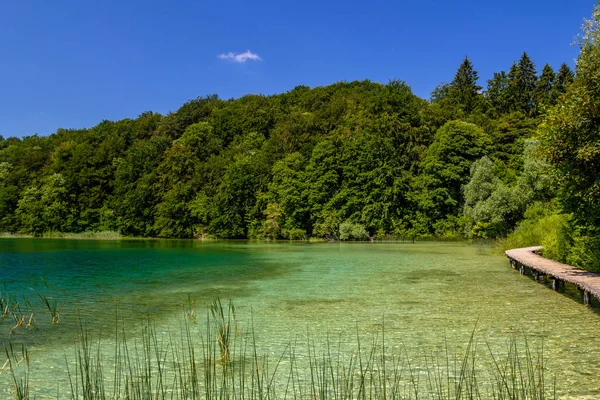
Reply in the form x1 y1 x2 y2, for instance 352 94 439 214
218 50 262 63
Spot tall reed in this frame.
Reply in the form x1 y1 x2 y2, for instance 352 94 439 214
4 343 30 400
1 288 36 333
38 294 63 324
60 302 556 400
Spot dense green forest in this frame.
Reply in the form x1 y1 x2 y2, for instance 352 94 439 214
1 7 599 269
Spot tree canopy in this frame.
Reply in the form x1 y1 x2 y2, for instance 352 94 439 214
0 36 587 258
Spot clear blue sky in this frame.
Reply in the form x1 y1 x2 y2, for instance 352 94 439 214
0 0 595 138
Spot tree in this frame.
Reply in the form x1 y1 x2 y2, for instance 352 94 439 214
449 57 482 114
16 174 72 235
260 203 283 239
512 53 538 115
0 162 20 231
339 222 369 240
153 122 221 237
555 62 575 94
536 64 556 108
262 152 309 233
463 141 554 238
489 112 537 168
486 71 511 115
416 120 490 227
540 4 600 236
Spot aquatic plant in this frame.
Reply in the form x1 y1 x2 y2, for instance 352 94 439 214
60 304 555 400
0 290 35 334
4 343 30 400
38 294 63 324
184 294 197 324
0 297 556 399
208 298 237 362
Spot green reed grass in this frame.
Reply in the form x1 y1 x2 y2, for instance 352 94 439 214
55 302 556 400
208 298 237 362
0 293 556 399
4 343 30 400
1 288 36 334
38 294 63 324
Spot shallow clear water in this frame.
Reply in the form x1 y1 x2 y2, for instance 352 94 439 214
1 239 600 398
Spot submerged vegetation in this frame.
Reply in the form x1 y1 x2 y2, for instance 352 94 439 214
0 281 68 335
3 300 556 399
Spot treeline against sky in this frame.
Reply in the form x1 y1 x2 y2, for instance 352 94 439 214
5 0 600 270
0 53 576 242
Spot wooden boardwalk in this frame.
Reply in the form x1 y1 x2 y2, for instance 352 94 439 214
505 246 600 306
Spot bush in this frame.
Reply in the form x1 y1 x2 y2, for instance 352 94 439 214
499 206 570 257
339 222 369 241
282 228 307 240
567 235 600 272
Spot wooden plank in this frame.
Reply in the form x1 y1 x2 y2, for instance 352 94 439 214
506 246 600 302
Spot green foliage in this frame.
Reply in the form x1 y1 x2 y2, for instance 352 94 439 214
566 235 600 272
513 52 538 116
259 203 283 239
486 71 511 115
282 227 307 240
449 57 483 114
417 120 490 226
555 63 575 94
339 222 369 241
499 204 569 253
0 50 573 241
16 174 72 236
536 64 556 108
489 112 537 168
464 141 555 238
537 4 600 269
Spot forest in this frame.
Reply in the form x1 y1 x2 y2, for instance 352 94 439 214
1 7 599 271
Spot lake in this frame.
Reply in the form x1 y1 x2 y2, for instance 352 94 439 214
1 239 599 398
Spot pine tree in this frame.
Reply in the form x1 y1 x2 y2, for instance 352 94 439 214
536 63 556 108
555 62 575 93
514 52 538 116
450 56 482 114
506 62 519 112
486 71 510 115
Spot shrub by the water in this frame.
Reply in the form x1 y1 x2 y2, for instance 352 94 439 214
339 222 369 241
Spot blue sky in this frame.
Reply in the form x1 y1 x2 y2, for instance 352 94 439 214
0 0 595 138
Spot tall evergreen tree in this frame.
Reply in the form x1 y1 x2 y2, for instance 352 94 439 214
513 52 538 115
486 71 510 115
555 62 575 93
536 63 556 108
450 56 482 114
505 62 520 112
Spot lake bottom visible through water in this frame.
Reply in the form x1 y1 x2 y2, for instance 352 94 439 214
1 239 600 398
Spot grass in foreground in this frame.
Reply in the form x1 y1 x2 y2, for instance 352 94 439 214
5 301 556 399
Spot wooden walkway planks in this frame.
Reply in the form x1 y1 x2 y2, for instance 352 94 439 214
505 246 600 305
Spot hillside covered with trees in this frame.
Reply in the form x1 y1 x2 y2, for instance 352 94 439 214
1 5 599 270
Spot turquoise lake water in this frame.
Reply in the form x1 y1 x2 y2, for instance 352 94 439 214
1 239 600 398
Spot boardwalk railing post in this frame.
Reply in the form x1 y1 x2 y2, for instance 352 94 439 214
584 290 593 306
552 278 562 291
